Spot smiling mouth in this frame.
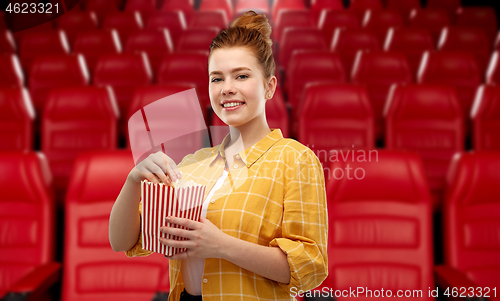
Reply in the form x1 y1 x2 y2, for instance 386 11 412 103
222 102 245 108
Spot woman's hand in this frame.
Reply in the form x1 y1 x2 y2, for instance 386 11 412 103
128 151 181 185
159 217 231 260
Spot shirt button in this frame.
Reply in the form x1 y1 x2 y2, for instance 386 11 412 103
210 199 215 204
233 164 238 169
203 278 208 284
235 154 240 159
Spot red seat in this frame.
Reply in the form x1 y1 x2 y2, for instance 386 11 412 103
385 84 464 210
386 0 421 21
12 22 54 46
124 0 157 22
274 9 315 43
352 51 412 140
176 28 220 53
384 27 434 78
409 8 451 45
0 11 6 29
55 10 98 47
456 7 498 44
279 28 327 71
0 30 16 54
73 29 122 75
299 83 374 167
157 52 210 111
235 0 269 16
28 54 89 115
435 151 500 301
310 0 344 26
438 27 492 75
199 0 233 21
210 86 289 144
348 0 383 21
272 0 307 21
62 151 170 300
42 86 118 203
0 54 24 88
471 85 500 151
124 29 173 78
318 10 361 45
286 50 345 136
426 0 461 23
102 11 143 47
331 27 380 75
0 152 60 300
146 11 187 48
418 51 481 122
18 29 70 73
486 50 500 85
160 0 194 24
0 88 34 151
362 9 405 46
189 11 227 30
93 52 152 118
84 0 120 24
321 150 434 299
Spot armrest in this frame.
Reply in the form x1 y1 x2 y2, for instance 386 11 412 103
434 264 478 289
7 262 61 301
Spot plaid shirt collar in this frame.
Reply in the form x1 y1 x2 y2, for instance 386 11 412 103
211 129 284 168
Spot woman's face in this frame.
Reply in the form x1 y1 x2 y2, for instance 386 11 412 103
208 47 275 128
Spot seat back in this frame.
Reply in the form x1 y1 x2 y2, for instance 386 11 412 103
384 27 434 78
73 29 122 75
189 11 227 31
385 84 464 209
386 0 421 21
349 0 383 21
444 151 500 289
310 0 344 25
176 28 219 53
18 30 69 73
0 30 16 54
272 0 306 21
102 11 143 45
471 85 500 151
352 50 412 139
363 9 405 45
93 53 152 116
318 10 361 44
56 10 98 47
84 0 120 24
0 54 24 88
146 11 187 47
456 7 498 43
426 0 461 23
417 50 481 120
275 9 315 42
124 0 157 13
124 29 173 78
235 0 270 16
28 54 89 114
42 86 118 202
323 150 434 300
0 88 34 151
199 0 233 21
438 27 492 74
62 151 170 301
299 83 374 167
160 0 193 24
486 50 500 85
331 27 380 75
0 152 54 297
408 8 451 45
279 27 327 70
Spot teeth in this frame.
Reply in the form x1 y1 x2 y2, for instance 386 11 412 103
223 102 243 108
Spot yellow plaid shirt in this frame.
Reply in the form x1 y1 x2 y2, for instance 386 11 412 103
125 129 328 300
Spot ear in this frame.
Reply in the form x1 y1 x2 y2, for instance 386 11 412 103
265 76 277 100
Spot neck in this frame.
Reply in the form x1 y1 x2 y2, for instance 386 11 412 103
227 115 271 151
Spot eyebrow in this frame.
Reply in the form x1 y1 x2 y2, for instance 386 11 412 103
209 67 252 76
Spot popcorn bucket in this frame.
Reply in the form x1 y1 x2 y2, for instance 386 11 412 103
141 180 206 256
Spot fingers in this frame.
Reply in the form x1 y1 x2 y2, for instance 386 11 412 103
135 151 181 184
164 216 199 230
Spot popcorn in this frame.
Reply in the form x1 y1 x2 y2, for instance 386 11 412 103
141 179 206 256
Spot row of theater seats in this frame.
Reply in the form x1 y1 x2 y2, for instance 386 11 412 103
2 149 499 300
2 82 500 210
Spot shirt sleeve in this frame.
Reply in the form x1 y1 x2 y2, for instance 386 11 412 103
125 201 153 258
268 148 328 292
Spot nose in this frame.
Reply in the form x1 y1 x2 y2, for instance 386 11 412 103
221 78 236 96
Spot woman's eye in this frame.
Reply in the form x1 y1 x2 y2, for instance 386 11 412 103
237 74 248 80
211 78 222 83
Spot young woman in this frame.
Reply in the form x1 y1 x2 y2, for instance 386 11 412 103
109 11 328 301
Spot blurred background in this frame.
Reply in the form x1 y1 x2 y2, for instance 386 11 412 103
0 0 499 300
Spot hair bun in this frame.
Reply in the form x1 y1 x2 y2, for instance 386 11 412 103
230 11 272 43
